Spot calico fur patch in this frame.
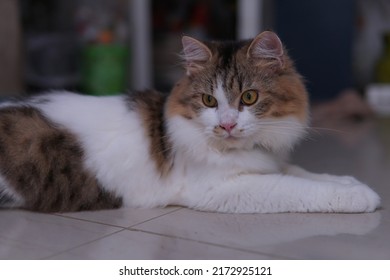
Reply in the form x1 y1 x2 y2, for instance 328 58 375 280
126 90 174 175
0 106 122 212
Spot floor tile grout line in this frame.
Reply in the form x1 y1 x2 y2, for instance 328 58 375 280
44 226 290 260
51 213 127 230
51 207 184 229
46 210 290 260
42 228 128 260
46 210 293 259
126 207 184 229
52 210 291 259
124 227 293 260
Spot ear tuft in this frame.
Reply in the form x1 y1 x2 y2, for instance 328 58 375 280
181 36 212 75
247 31 284 67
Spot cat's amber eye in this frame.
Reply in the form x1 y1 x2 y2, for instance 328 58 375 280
202 94 218 108
241 90 258 106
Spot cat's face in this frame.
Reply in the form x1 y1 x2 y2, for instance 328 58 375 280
166 31 308 153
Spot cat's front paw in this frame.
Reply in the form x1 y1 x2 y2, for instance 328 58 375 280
330 183 381 213
335 175 361 186
321 174 361 186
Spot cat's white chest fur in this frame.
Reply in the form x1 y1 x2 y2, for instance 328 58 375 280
167 115 282 174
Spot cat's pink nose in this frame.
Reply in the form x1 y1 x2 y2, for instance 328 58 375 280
219 123 237 133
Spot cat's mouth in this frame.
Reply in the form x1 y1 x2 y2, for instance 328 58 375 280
225 134 240 141
214 128 244 141
210 125 251 146
209 133 252 150
217 132 245 144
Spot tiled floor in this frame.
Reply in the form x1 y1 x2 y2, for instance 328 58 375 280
1 116 389 259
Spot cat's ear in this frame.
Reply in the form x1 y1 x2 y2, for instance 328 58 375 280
181 36 212 75
247 31 284 67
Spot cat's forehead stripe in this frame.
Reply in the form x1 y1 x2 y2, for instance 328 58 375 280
214 40 247 68
214 80 229 108
213 43 246 102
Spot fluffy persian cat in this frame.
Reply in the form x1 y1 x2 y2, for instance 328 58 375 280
0 31 380 213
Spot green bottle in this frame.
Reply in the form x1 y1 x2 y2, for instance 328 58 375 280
375 32 390 83
82 44 128 96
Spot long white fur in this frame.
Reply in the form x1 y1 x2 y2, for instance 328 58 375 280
0 90 381 213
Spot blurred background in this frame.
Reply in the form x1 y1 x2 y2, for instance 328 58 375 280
1 0 390 107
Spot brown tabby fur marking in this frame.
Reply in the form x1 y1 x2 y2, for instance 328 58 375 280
127 90 174 175
0 106 122 212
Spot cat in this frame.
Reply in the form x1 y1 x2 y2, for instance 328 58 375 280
0 31 380 213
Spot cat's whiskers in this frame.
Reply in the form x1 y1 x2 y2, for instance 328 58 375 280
256 128 307 140
251 122 305 134
305 126 349 136
253 119 349 136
